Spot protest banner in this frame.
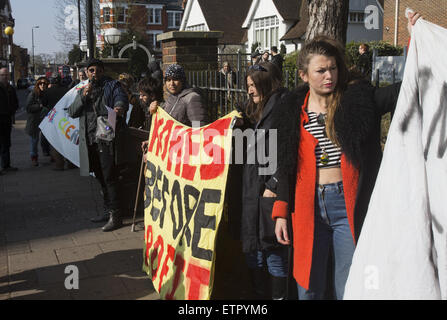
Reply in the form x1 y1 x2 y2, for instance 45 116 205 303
344 19 447 299
39 81 88 167
142 108 239 300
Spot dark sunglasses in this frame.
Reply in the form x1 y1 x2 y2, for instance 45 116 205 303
249 64 267 72
88 68 102 73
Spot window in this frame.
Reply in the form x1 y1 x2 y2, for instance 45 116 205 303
168 11 182 28
186 24 206 31
349 12 365 23
148 8 162 24
115 7 127 23
103 7 111 23
253 16 279 50
148 31 162 49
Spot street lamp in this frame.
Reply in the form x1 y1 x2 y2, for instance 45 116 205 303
79 39 88 61
32 26 39 77
4 26 14 86
104 28 121 58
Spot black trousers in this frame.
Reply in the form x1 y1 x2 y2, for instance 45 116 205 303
88 142 119 211
0 115 12 169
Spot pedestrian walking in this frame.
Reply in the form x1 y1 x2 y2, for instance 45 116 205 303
0 67 19 174
25 76 49 167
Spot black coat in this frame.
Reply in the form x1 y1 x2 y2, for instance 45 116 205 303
273 80 401 240
25 91 48 136
240 87 291 252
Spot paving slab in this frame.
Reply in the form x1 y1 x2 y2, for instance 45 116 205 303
0 99 157 300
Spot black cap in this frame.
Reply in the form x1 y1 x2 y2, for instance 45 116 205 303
86 58 104 69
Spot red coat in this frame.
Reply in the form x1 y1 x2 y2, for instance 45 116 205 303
273 92 359 290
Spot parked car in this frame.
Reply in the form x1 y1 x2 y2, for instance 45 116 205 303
16 78 30 89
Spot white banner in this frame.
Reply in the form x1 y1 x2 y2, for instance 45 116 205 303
344 19 447 300
39 81 88 167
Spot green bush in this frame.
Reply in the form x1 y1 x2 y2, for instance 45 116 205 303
283 50 300 89
345 40 403 68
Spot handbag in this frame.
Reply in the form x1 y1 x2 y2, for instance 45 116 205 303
92 91 115 143
96 115 115 142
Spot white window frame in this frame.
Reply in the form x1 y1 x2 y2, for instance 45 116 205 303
253 16 279 51
115 7 128 23
348 11 365 24
148 7 162 25
147 30 163 49
167 11 182 29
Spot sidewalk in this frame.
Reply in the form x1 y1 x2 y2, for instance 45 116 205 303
0 116 159 300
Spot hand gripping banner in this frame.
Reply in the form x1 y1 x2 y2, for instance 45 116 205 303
142 108 239 300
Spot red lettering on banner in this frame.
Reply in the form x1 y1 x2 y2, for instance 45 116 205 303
150 235 164 281
158 244 175 292
181 128 200 181
148 113 164 153
165 253 186 300
144 225 154 266
200 118 231 180
186 263 211 300
167 125 185 176
159 120 174 161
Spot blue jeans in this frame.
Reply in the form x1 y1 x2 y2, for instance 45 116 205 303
245 247 289 277
30 134 39 157
297 181 355 300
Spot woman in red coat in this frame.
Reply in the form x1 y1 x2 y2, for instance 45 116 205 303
273 12 421 300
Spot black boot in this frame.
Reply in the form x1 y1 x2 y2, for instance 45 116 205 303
102 209 122 232
249 268 270 300
90 211 110 223
271 276 288 300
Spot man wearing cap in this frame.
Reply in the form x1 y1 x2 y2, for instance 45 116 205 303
148 63 208 127
68 59 129 232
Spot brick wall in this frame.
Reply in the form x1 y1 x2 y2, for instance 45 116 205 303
158 32 223 72
383 0 447 46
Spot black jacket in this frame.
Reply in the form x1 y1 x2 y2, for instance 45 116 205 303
240 87 291 252
271 54 284 72
273 80 401 240
0 84 19 116
25 91 48 136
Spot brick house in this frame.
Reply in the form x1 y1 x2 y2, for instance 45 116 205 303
99 0 183 53
383 0 447 46
0 0 14 69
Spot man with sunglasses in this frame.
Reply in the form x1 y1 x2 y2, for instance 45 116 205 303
68 59 129 232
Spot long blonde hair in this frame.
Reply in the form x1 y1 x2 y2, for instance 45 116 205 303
297 36 349 146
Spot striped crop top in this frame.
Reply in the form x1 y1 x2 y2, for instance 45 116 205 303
304 111 342 168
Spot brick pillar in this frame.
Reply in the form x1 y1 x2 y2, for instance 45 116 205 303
157 31 223 72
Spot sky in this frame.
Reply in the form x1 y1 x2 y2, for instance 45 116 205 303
10 0 65 56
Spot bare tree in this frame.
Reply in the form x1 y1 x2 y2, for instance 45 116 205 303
305 0 350 44
53 0 100 50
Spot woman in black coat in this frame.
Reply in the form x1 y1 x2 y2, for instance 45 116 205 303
25 77 49 166
239 62 292 300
